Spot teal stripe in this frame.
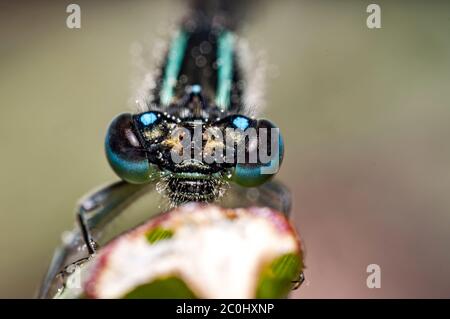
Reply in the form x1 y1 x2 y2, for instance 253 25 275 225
215 31 235 110
160 31 189 106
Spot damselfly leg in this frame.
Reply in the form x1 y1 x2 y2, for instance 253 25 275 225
76 180 154 254
291 271 305 290
38 181 153 298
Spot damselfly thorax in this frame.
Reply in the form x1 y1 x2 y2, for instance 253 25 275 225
105 19 284 206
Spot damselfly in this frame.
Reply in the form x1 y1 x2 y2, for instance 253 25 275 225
38 2 297 298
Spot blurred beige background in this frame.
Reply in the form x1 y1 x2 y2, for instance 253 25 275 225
1 0 450 298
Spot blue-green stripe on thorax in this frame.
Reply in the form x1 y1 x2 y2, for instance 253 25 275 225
215 31 235 110
160 29 236 111
160 31 189 106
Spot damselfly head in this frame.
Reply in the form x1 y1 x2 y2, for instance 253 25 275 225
105 93 284 205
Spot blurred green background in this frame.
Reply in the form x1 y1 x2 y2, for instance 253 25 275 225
1 0 450 298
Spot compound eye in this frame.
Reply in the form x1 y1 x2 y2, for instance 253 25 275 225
105 113 159 184
231 119 284 187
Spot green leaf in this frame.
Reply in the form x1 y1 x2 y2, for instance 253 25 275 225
256 253 303 299
122 276 197 299
145 227 173 244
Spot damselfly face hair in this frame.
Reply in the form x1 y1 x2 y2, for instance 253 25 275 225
105 13 284 206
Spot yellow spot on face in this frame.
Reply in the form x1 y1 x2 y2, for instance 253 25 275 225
161 131 185 156
144 127 163 140
161 137 181 148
